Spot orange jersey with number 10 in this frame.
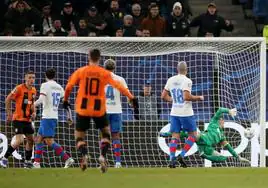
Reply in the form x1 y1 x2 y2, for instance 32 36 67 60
10 84 36 122
64 64 134 117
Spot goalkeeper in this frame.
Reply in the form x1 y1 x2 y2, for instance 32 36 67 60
160 108 250 163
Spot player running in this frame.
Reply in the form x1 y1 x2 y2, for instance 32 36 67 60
104 59 128 168
161 61 204 168
160 108 250 164
63 49 137 173
0 71 36 168
33 68 74 169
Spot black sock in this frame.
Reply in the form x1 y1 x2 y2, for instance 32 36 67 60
78 144 88 157
4 145 15 158
25 150 32 161
100 142 110 157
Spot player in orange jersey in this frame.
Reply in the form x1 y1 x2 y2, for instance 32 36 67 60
64 49 137 173
0 71 36 169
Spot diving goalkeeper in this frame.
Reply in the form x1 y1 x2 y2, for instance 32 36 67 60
160 108 250 163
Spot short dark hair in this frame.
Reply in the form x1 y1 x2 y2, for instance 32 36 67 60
104 59 116 70
25 71 35 76
45 68 56 79
90 49 101 62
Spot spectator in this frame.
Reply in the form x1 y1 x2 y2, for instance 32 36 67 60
123 15 137 36
166 0 192 18
134 82 161 120
131 3 144 29
141 3 165 37
86 6 106 36
3 29 13 36
190 2 234 37
77 18 89 36
60 1 79 32
126 0 150 16
0 0 8 34
104 0 124 36
24 27 34 36
52 19 68 36
166 2 190 37
115 28 123 37
142 29 150 37
39 2 54 36
88 31 97 37
5 0 40 36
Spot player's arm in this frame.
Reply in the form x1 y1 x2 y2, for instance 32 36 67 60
161 79 172 102
63 70 80 109
211 107 237 122
183 80 203 101
161 89 172 103
107 74 134 100
31 89 37 120
5 86 19 122
34 84 46 107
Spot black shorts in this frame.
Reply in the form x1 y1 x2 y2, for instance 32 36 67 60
76 114 109 132
12 121 34 135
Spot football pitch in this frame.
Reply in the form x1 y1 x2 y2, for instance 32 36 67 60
0 168 267 188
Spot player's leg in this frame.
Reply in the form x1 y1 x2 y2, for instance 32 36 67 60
179 116 197 158
33 134 43 168
23 122 35 168
94 114 110 173
200 147 228 162
109 113 123 168
41 119 73 168
168 116 181 168
0 121 27 168
75 115 90 171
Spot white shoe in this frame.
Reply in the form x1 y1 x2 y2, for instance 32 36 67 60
115 162 122 168
98 155 108 173
0 157 8 168
64 158 75 169
33 162 41 169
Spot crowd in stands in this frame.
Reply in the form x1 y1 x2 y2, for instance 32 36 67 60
0 0 234 37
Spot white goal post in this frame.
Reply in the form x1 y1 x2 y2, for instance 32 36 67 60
0 37 266 167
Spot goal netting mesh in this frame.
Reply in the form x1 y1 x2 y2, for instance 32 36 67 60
0 37 265 168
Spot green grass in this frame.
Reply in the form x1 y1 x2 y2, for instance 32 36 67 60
0 168 267 188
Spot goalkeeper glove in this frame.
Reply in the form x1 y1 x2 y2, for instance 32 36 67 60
63 101 71 110
238 156 250 164
129 97 138 109
229 108 237 117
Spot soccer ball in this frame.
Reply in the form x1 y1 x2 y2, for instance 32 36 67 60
244 128 255 139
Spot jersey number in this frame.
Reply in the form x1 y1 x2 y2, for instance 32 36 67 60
171 88 184 104
81 78 101 110
52 92 61 107
106 86 114 100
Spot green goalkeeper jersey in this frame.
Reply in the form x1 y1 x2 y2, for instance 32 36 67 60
197 108 230 146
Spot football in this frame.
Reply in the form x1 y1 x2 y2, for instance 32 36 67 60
244 127 255 139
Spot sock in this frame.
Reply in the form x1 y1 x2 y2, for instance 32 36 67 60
169 138 178 161
100 139 110 158
180 136 196 158
25 149 32 161
77 143 88 157
34 143 44 162
4 145 16 158
51 142 69 161
112 139 121 163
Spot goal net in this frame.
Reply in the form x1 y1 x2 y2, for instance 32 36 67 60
0 37 266 168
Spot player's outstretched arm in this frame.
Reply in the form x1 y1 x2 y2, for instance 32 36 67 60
221 140 238 158
211 108 237 122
